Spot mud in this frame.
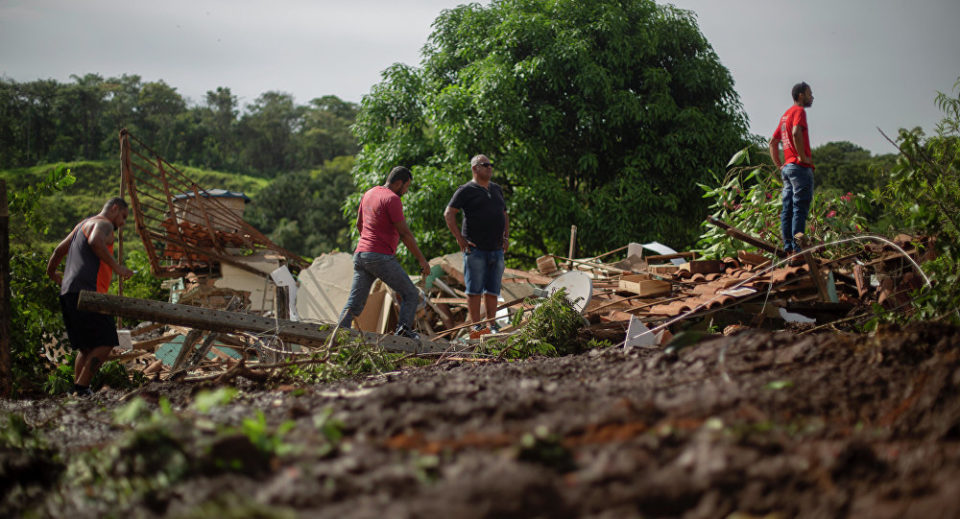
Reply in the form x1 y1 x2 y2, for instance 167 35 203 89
4 323 960 518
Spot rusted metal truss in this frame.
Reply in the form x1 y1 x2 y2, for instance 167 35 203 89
119 129 308 278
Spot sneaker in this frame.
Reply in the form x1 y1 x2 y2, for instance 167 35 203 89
488 322 501 334
395 324 420 340
72 385 94 397
469 324 491 339
787 254 806 267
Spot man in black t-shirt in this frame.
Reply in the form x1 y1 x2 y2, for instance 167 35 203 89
444 154 510 333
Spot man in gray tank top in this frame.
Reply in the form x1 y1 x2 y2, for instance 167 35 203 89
47 197 134 396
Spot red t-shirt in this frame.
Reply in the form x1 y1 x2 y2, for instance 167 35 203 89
355 186 404 255
773 105 814 168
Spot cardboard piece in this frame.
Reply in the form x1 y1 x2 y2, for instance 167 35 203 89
270 265 300 321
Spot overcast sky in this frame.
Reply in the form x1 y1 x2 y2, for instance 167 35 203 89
1 0 958 154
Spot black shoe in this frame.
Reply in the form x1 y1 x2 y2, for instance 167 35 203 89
72 385 94 397
395 324 420 340
488 322 501 334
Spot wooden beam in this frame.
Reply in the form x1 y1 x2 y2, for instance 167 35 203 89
706 216 785 257
795 233 830 302
77 291 447 354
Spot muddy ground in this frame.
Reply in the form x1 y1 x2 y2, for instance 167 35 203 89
3 322 960 518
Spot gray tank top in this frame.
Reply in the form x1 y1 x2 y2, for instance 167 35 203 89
61 217 113 295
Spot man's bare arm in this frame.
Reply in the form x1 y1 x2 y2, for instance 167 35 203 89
443 206 474 252
791 125 809 164
768 137 782 168
393 219 431 278
46 222 82 285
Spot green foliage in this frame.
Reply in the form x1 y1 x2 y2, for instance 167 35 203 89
0 75 359 177
286 336 400 383
192 387 239 413
5 167 77 394
1 412 47 450
875 77 960 323
92 360 145 391
492 288 586 358
241 411 298 456
696 146 871 260
246 156 357 257
43 359 74 395
352 0 750 267
814 141 896 194
56 395 339 514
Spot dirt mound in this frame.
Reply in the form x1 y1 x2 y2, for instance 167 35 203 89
4 323 960 518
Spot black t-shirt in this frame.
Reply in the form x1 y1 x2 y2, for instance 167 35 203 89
447 181 506 251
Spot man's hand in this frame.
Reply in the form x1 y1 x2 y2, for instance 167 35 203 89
49 271 62 286
457 236 476 253
116 265 135 279
502 234 509 253
419 260 431 279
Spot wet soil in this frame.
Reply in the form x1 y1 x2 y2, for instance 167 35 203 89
4 322 960 518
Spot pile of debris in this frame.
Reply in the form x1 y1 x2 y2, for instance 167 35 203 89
70 132 932 381
86 220 933 382
408 228 934 347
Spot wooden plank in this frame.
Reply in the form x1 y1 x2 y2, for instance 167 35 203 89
503 267 554 285
439 261 465 285
132 333 181 352
431 297 468 306
644 252 697 262
77 291 446 354
707 216 785 257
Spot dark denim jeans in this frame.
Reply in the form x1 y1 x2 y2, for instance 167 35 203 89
780 164 814 253
338 252 420 330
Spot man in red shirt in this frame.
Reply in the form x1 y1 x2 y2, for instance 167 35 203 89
338 166 431 339
769 81 815 256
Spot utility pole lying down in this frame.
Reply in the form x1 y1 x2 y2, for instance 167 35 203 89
78 291 447 354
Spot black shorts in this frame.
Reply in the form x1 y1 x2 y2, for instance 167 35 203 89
59 292 118 352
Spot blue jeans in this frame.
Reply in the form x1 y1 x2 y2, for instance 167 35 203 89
780 164 814 253
463 248 505 296
338 252 420 330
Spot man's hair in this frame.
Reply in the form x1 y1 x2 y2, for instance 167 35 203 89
386 166 412 185
103 197 128 212
470 155 489 168
792 82 810 101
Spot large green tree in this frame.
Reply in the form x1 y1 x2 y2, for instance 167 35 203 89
813 141 896 195
247 156 357 257
352 0 749 263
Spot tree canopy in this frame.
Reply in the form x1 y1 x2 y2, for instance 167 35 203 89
352 0 750 263
0 75 359 177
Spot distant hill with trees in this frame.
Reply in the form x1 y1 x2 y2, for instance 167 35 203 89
0 74 358 177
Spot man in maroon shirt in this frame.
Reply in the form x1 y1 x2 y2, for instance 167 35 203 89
338 166 431 339
769 82 815 256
